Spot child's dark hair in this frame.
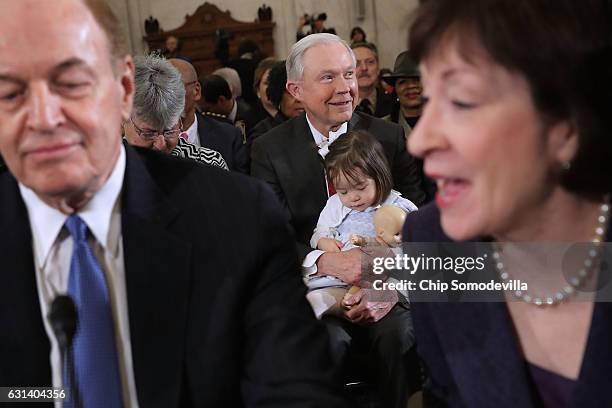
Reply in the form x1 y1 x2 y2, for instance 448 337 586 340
325 130 393 205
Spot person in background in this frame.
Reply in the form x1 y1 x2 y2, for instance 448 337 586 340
251 36 425 407
351 42 393 118
296 13 336 42
403 0 612 406
213 67 259 141
251 33 425 262
382 51 435 202
169 58 248 173
307 130 419 408
162 35 189 61
249 60 305 143
124 55 227 170
227 39 263 106
349 26 367 44
252 57 279 124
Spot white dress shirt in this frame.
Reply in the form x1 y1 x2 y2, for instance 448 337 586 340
302 114 348 276
305 114 348 159
19 146 139 408
228 100 238 123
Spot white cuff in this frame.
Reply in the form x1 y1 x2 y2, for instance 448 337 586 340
302 249 325 277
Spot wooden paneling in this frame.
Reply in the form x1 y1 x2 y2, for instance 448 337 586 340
144 2 275 76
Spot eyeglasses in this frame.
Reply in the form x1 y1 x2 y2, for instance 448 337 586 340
130 117 183 140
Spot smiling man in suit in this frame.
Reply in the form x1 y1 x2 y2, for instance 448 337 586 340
0 1 346 407
251 33 424 408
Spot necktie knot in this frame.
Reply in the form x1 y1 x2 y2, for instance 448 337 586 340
65 215 88 243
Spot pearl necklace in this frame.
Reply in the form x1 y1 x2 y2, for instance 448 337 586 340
493 197 610 306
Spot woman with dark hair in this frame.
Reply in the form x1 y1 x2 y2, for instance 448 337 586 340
248 60 304 142
350 26 366 44
252 57 278 124
383 51 436 202
403 0 612 406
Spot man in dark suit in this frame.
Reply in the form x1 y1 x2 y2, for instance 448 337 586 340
251 33 423 408
169 59 248 173
0 1 346 407
351 42 394 118
211 67 260 141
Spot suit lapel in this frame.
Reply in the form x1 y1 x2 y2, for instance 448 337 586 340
285 114 327 201
0 171 52 387
347 112 362 132
121 147 192 407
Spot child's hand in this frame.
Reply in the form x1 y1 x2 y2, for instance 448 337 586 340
317 238 343 252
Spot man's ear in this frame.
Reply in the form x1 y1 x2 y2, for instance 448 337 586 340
193 82 202 102
117 55 135 123
286 80 302 101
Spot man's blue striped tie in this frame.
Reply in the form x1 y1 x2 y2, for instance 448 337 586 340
63 214 123 408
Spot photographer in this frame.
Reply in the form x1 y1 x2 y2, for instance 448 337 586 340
296 13 336 42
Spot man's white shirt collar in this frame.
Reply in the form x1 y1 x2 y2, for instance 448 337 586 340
19 144 126 268
228 100 238 123
305 114 348 158
185 113 200 146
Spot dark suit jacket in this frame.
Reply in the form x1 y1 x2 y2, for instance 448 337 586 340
403 203 612 407
0 146 346 408
236 99 259 139
227 58 258 106
374 87 394 118
355 87 394 118
249 112 287 146
196 111 248 174
251 112 425 260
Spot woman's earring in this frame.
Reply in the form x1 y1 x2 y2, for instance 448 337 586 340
562 161 572 171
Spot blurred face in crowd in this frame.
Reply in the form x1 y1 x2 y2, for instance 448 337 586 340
124 116 182 155
287 42 357 134
351 31 365 43
354 46 379 91
257 68 273 110
170 59 201 119
0 0 134 212
396 77 423 110
279 91 304 118
201 95 233 117
166 36 178 52
408 40 577 241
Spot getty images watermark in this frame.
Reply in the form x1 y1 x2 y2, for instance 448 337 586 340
364 242 612 303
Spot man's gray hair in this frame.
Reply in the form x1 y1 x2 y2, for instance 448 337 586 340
213 67 242 98
286 33 356 81
133 54 185 130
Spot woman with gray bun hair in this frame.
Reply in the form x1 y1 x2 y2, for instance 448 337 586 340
403 0 612 406
124 54 228 170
